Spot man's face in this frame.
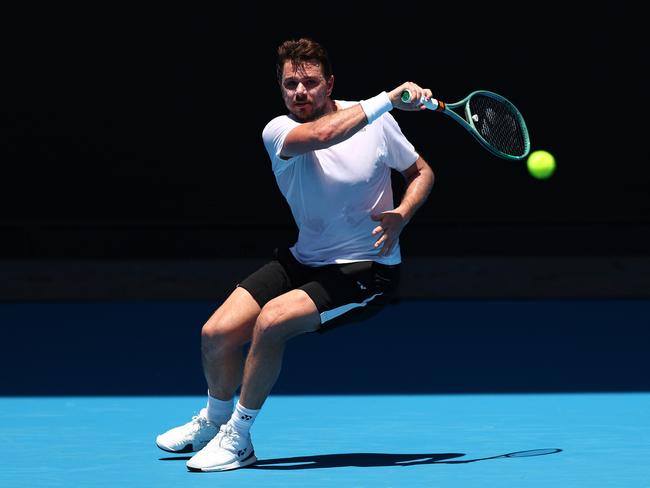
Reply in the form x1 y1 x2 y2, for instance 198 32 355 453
280 60 333 121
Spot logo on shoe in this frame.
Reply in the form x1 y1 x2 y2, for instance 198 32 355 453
356 281 367 290
240 414 252 421
237 448 247 457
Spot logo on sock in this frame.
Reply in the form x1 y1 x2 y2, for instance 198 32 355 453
241 414 252 421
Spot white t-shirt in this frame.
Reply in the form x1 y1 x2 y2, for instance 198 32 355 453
262 100 419 266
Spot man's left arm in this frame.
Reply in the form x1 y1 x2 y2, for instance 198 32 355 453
371 156 434 256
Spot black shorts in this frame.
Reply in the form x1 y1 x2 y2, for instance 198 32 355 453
238 247 401 333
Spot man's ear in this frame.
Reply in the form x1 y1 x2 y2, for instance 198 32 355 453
326 75 334 97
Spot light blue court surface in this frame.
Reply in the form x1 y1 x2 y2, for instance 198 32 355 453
1 393 649 487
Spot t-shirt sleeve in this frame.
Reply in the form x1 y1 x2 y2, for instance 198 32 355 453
262 115 301 176
381 112 419 171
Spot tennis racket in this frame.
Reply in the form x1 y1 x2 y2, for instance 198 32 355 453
442 448 563 464
401 89 530 161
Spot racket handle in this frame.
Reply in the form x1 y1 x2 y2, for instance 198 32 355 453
400 90 440 111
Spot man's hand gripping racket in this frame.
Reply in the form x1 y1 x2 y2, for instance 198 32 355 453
400 87 531 160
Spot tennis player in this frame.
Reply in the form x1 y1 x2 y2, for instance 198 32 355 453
156 37 434 472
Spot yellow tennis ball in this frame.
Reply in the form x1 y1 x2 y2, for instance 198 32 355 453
527 150 556 179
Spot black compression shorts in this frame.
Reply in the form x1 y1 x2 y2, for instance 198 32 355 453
237 247 401 333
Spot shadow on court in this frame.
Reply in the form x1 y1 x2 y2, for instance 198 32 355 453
160 448 562 470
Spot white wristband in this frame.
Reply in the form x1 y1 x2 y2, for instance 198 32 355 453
359 91 393 125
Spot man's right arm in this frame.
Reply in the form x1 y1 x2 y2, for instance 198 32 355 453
281 103 369 158
281 82 432 158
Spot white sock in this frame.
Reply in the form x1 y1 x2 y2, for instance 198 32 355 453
228 401 260 436
206 392 234 424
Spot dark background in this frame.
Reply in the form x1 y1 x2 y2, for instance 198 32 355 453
2 300 649 395
2 4 648 259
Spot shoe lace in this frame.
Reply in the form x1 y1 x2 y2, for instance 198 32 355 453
188 413 210 434
218 424 242 451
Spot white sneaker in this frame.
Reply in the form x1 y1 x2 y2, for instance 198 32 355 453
186 423 257 472
156 408 221 453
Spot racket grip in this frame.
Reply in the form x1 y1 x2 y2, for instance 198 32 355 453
400 90 439 111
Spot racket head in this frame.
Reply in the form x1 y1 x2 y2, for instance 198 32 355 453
503 448 562 458
460 90 531 161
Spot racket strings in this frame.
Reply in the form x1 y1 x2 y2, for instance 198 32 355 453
468 95 527 157
505 449 561 458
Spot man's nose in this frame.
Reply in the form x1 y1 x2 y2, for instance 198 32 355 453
295 82 307 94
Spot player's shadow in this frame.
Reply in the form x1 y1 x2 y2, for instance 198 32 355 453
158 452 461 466
249 452 463 469
159 448 562 470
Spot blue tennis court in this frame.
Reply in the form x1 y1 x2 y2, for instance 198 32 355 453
2 393 649 487
1 300 649 486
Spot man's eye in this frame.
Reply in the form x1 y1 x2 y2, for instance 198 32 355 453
284 81 298 90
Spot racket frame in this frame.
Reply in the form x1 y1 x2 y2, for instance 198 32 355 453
402 90 531 161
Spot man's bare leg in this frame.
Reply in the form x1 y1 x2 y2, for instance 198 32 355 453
201 287 261 401
156 286 261 455
185 289 322 471
239 289 321 409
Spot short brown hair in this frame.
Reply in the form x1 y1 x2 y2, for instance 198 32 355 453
276 38 332 83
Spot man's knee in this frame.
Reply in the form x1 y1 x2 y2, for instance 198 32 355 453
253 296 320 342
201 311 256 356
254 301 288 340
